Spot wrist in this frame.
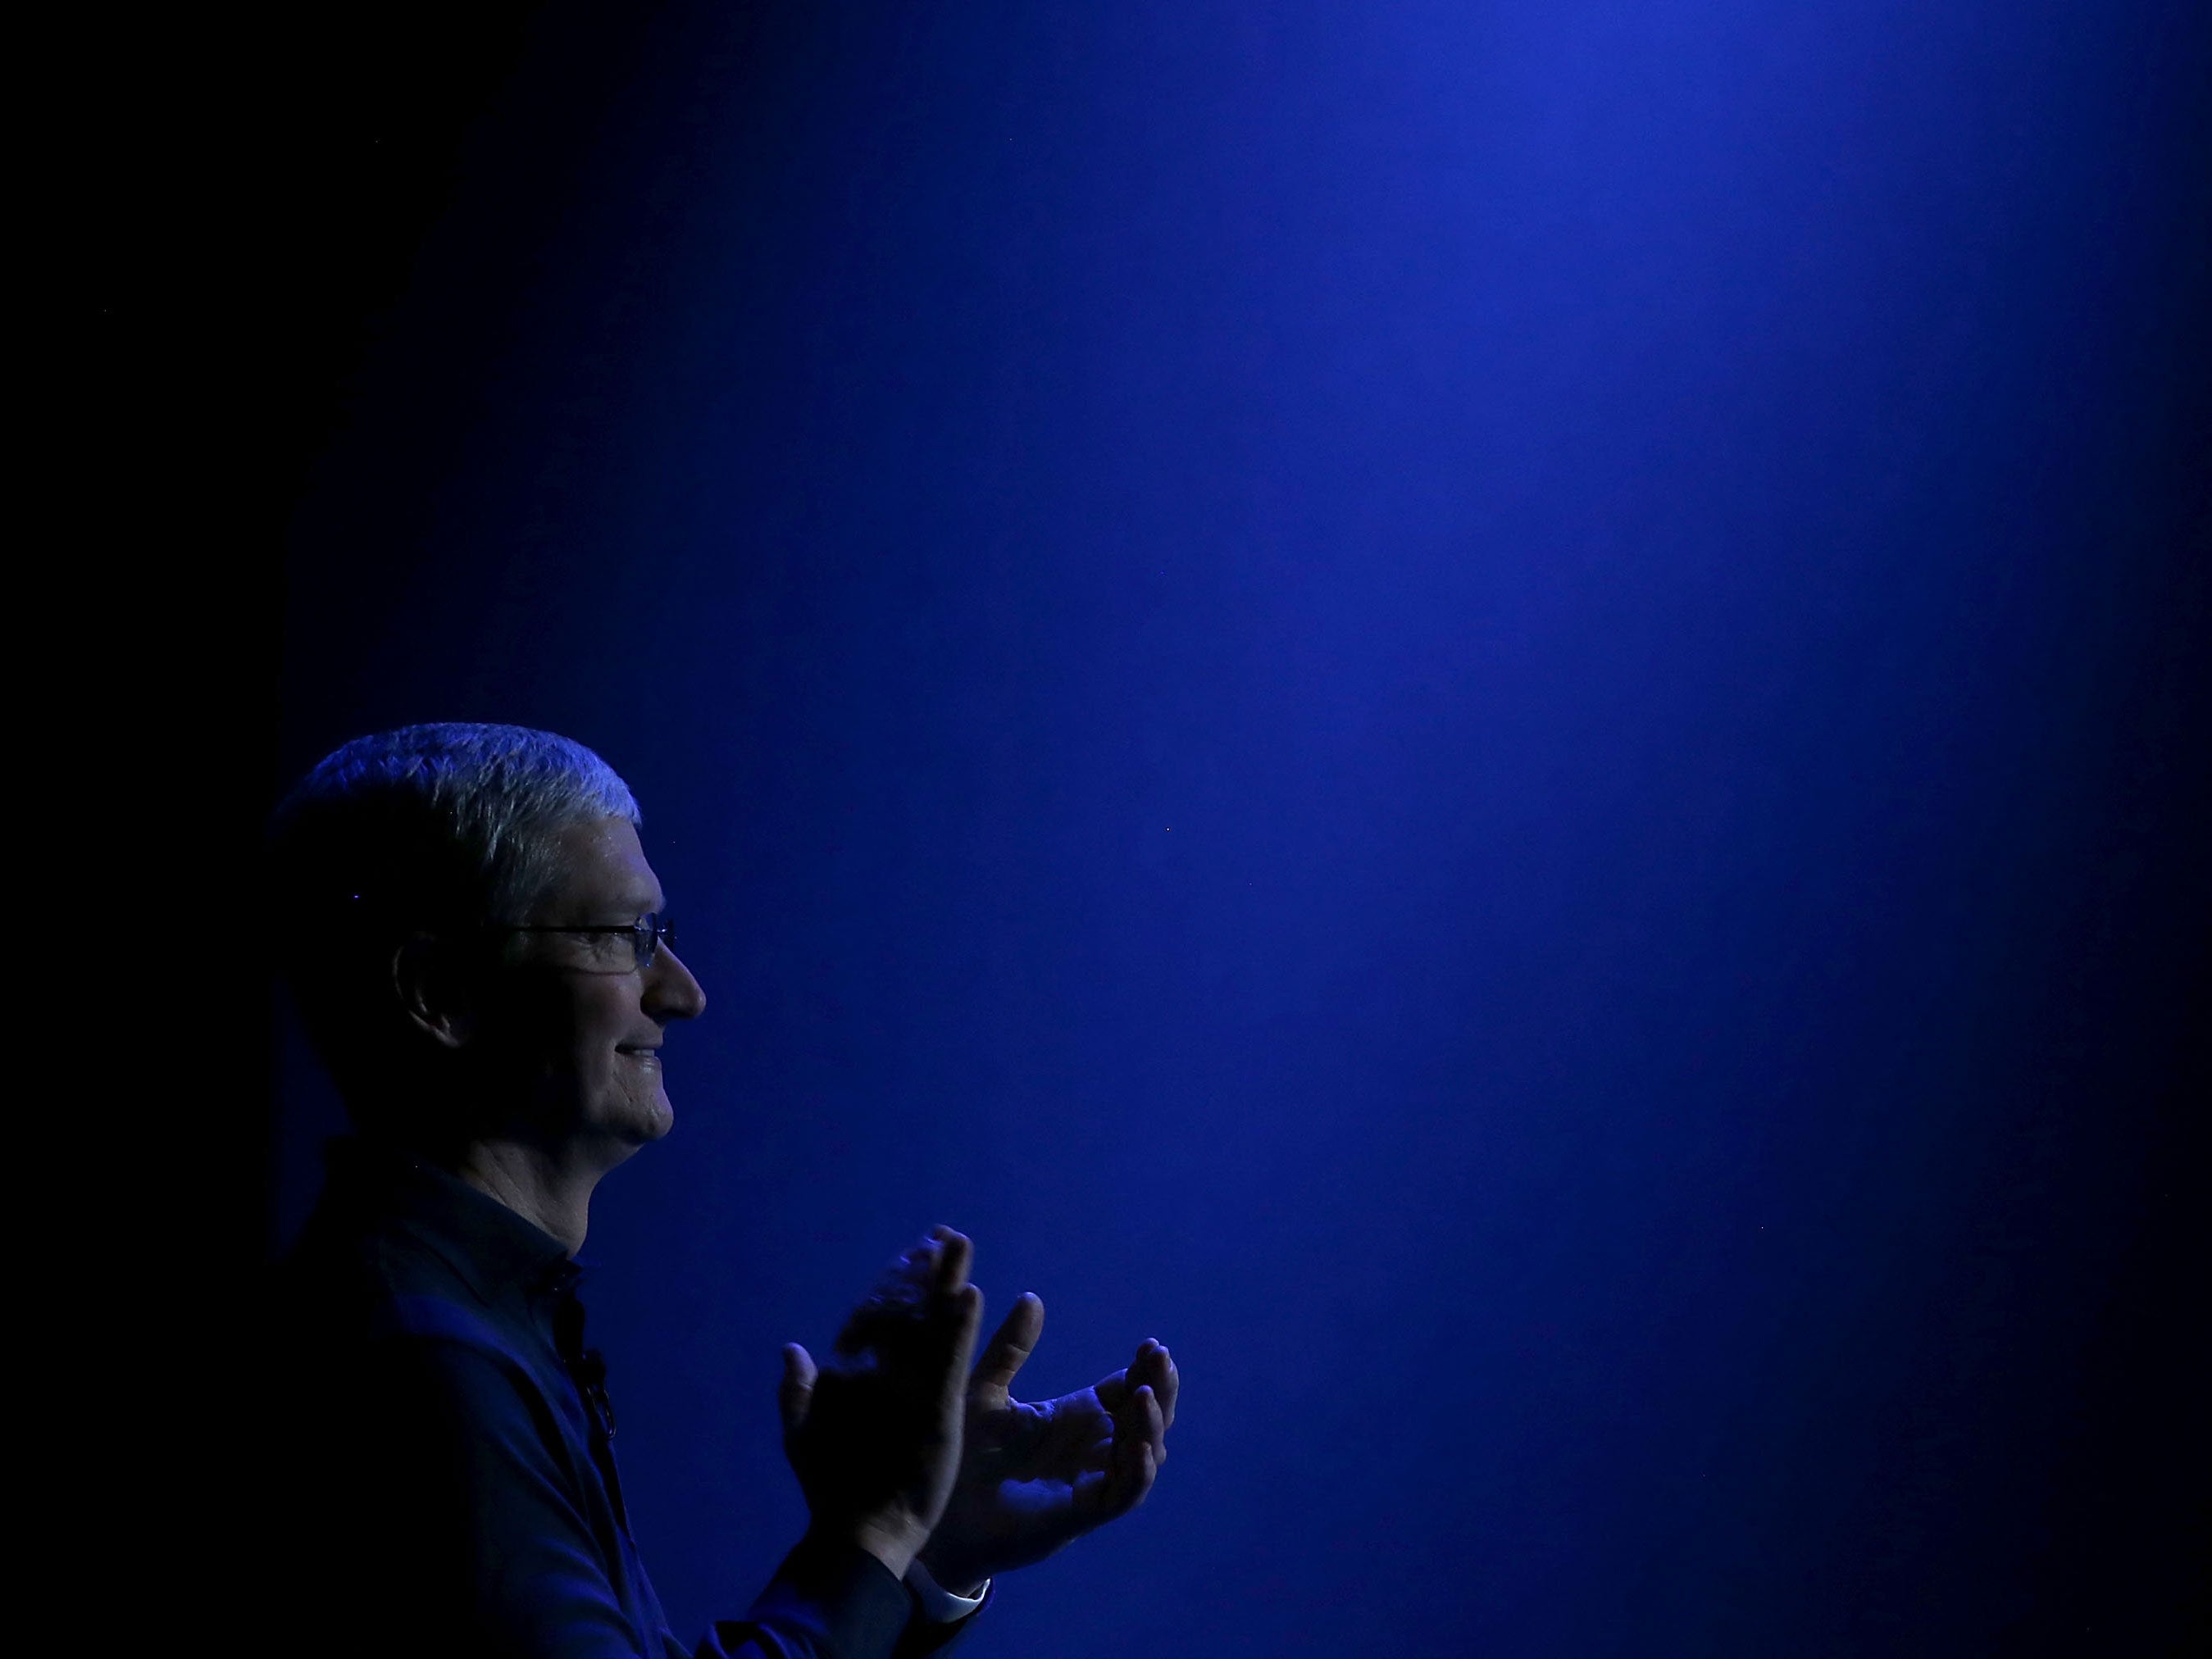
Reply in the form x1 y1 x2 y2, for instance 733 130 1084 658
915 1542 987 1599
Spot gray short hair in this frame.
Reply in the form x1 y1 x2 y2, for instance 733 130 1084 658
268 722 641 1102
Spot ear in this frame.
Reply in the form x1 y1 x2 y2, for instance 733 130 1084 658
391 935 476 1050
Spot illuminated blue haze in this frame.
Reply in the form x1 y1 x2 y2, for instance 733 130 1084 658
277 3 2210 1652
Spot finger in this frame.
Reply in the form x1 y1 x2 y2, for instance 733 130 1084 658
837 1233 945 1349
778 1343 817 1434
1087 1384 1162 1521
894 1230 942 1294
1134 1339 1179 1437
1129 1381 1166 1477
947 1282 985 1377
971 1292 1044 1407
1098 1343 1177 1434
1126 1379 1165 1449
1091 1374 1131 1446
1117 1377 1165 1468
930 1225 973 1295
1119 1354 1170 1467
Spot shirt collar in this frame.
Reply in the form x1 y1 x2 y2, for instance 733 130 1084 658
321 1135 578 1309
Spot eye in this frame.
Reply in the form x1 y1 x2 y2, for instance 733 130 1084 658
585 931 633 964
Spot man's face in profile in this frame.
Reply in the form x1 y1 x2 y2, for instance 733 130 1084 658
476 816 708 1152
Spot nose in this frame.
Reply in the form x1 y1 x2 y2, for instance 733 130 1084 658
644 943 708 1022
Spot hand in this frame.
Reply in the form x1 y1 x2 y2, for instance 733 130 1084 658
917 1293 1179 1594
779 1227 984 1579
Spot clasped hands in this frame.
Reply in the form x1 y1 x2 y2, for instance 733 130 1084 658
778 1227 1178 1597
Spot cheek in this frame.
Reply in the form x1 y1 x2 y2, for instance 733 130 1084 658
494 982 628 1084
568 984 658 1095
571 988 636 1062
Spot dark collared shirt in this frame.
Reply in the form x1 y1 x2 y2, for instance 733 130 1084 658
261 1139 972 1659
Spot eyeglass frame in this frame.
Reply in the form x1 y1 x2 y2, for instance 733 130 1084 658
489 913 678 974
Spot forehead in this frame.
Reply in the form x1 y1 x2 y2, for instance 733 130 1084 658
536 816 664 917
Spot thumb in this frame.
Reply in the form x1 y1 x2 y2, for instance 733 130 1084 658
970 1291 1045 1408
779 1343 817 1434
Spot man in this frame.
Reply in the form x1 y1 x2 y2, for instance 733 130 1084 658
261 722 1178 1658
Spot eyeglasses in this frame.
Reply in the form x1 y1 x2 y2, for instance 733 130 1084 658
494 913 677 973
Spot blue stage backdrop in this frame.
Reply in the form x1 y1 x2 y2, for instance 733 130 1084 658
273 2 2209 1652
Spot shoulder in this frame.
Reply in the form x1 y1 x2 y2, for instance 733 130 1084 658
270 1220 545 1406
280 1202 477 1307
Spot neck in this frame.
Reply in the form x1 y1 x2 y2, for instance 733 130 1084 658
451 1136 608 1254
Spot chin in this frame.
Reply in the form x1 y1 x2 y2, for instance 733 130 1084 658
627 1092 677 1143
581 1093 675 1153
